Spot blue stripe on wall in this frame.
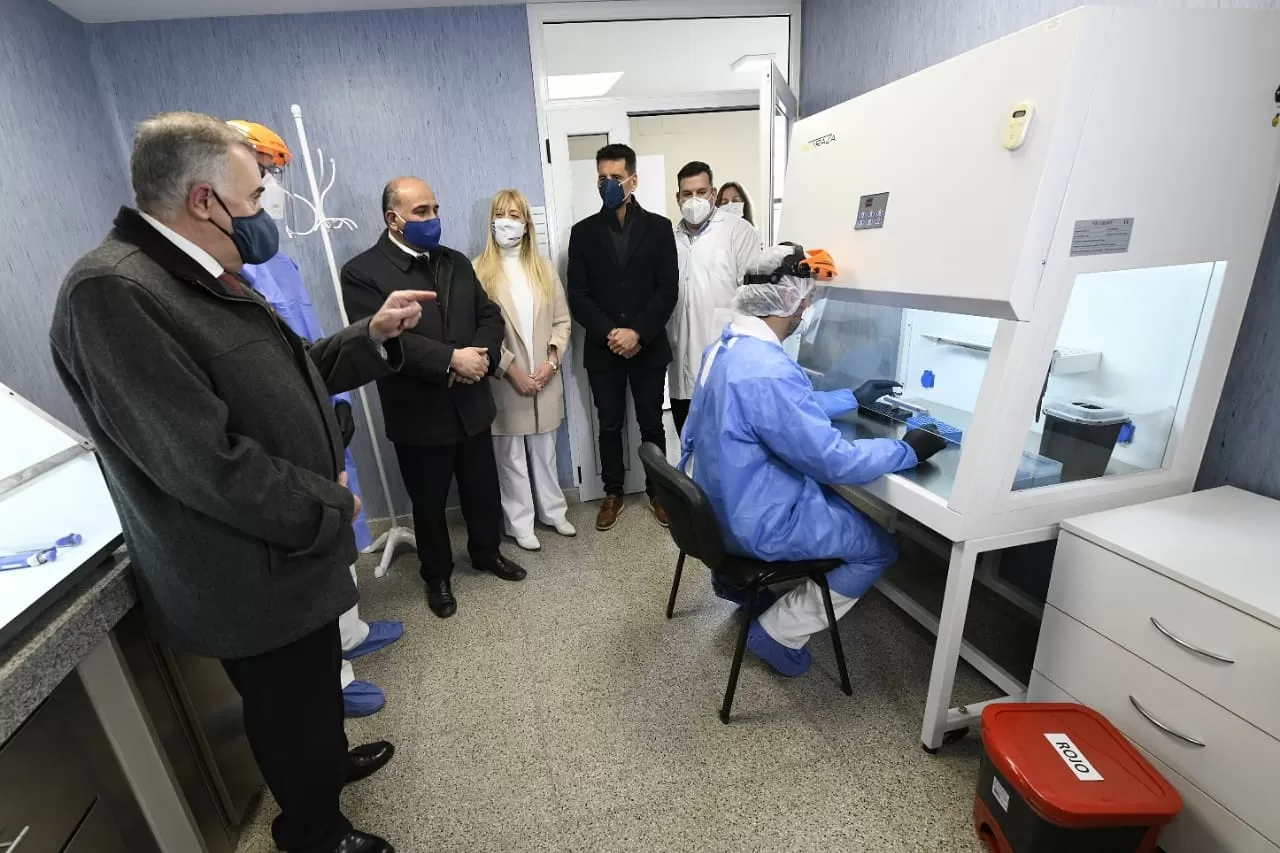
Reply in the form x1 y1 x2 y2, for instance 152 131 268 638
0 0 131 429
800 0 1280 500
88 5 551 517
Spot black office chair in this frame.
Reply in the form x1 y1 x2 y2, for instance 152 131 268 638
638 443 853 723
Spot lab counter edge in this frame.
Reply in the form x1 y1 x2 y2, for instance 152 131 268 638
0 552 136 743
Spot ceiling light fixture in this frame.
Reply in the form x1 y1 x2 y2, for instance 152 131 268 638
547 72 625 100
731 53 776 73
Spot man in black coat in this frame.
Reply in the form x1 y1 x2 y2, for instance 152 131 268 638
567 143 680 532
50 111 429 853
342 177 526 620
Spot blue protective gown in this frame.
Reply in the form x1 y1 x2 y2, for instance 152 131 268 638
242 252 373 550
679 316 917 599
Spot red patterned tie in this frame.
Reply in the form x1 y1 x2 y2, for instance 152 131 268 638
218 272 244 294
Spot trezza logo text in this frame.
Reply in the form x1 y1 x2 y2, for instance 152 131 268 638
801 133 837 152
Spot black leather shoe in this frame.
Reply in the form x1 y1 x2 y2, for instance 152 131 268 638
426 578 456 618
334 829 394 852
345 741 394 786
475 554 527 582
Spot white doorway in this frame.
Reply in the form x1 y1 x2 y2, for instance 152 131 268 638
528 1 802 503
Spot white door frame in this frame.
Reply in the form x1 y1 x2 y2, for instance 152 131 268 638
758 61 799 247
528 0 803 256
527 0 803 502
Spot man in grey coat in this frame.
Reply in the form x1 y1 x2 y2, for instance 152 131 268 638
49 112 428 853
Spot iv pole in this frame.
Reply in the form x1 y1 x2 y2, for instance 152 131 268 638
290 103 415 579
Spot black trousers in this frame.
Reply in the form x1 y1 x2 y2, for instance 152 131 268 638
221 621 349 853
670 398 691 438
587 364 667 496
395 429 503 581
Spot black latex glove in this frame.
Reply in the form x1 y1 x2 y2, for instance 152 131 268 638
334 400 356 449
902 428 948 464
853 379 903 407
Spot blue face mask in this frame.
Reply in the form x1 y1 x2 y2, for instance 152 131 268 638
599 178 629 210
213 191 280 265
400 216 442 251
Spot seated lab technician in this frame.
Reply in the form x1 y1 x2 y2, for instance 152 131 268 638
230 120 402 718
49 111 431 853
668 161 760 435
716 181 754 226
679 245 947 676
473 189 576 551
342 177 526 621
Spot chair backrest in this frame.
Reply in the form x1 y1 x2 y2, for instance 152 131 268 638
638 442 726 570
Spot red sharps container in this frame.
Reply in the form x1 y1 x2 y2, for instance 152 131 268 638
975 703 1182 852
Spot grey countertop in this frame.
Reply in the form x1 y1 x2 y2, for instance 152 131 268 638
0 552 136 743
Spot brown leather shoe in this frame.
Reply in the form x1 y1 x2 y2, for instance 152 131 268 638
651 497 670 528
596 494 625 531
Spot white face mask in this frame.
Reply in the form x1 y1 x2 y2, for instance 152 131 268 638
260 172 288 222
787 299 821 342
492 217 526 249
720 201 745 219
680 196 713 226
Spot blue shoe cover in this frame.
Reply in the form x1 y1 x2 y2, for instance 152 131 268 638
343 620 404 661
746 620 812 677
343 680 386 717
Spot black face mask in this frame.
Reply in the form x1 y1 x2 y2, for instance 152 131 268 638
212 191 280 265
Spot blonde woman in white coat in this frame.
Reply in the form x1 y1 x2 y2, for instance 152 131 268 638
474 189 575 551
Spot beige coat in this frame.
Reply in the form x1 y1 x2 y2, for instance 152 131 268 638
477 255 572 437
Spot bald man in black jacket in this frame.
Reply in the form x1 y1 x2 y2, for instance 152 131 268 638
342 177 526 620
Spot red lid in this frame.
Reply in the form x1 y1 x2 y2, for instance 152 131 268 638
982 703 1182 828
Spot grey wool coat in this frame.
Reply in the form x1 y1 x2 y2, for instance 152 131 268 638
49 207 401 659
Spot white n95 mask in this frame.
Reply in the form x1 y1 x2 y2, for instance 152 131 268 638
720 201 745 219
492 218 526 249
680 196 713 226
260 172 288 221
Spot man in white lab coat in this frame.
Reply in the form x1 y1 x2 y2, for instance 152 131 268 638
667 161 761 435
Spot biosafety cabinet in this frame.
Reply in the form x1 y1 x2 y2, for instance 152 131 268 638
783 5 1280 544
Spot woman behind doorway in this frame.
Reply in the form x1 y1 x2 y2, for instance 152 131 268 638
474 189 577 551
716 181 754 226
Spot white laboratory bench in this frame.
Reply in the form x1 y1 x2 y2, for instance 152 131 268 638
782 4 1280 752
1029 487 1280 852
831 471 1057 754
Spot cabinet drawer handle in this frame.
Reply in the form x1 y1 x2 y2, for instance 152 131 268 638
1130 696 1206 748
0 826 30 851
1149 617 1235 664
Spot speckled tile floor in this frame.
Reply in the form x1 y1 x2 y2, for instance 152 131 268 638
234 498 1035 853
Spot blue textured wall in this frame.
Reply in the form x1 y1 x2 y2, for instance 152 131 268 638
0 0 131 429
801 0 1280 499
89 5 548 516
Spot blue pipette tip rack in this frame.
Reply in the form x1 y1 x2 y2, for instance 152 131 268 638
906 415 963 444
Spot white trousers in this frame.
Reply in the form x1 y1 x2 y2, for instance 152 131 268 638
493 432 569 539
338 564 369 689
757 580 861 649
